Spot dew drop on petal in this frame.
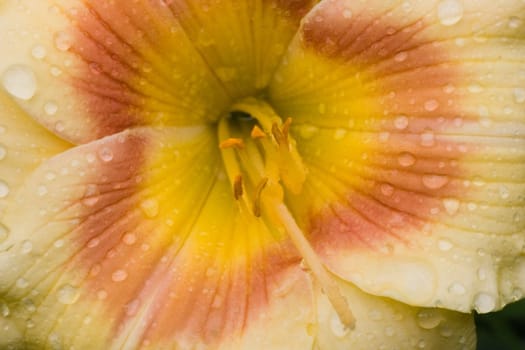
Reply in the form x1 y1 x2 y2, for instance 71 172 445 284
140 199 159 218
417 309 442 329
508 16 523 29
0 223 9 243
424 99 439 111
2 65 37 100
420 130 435 147
394 51 408 62
474 293 496 313
122 233 137 245
380 183 394 197
437 0 464 26
31 45 47 60
448 282 466 295
54 31 72 51
513 88 525 103
330 314 350 338
442 198 460 215
16 278 29 289
398 152 416 167
21 240 33 254
57 284 80 305
438 239 453 251
394 115 409 130
98 147 114 162
112 269 128 282
0 145 6 160
422 174 449 189
44 101 58 116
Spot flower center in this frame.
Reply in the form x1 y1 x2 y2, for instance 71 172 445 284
218 97 356 330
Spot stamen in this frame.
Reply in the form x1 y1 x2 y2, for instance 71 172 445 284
233 174 243 200
250 125 266 139
273 202 356 329
252 177 268 217
219 138 245 149
271 122 287 147
282 117 292 146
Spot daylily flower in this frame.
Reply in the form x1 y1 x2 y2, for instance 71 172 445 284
0 0 524 348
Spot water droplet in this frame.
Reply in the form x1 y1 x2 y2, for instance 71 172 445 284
474 293 496 313
437 0 464 26
438 239 453 251
333 128 347 140
122 233 137 245
442 198 460 215
298 125 319 139
97 289 108 300
0 223 8 243
418 339 427 349
394 115 409 130
31 45 47 60
330 314 350 338
140 199 159 218
54 31 72 51
499 185 510 199
2 65 37 100
98 147 114 162
21 240 33 254
509 16 523 29
398 152 416 167
394 51 408 62
0 180 9 198
112 269 128 282
342 8 352 19
448 282 466 295
0 145 6 161
37 185 48 197
477 268 487 281
422 174 449 189
16 278 29 289
44 101 58 116
467 84 483 93
420 130 435 147
417 309 442 329
380 183 394 197
125 298 141 316
514 88 525 103
57 284 80 305
0 301 9 317
87 237 100 248
424 99 439 111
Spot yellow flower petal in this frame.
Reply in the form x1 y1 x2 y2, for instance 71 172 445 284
315 276 475 350
270 0 525 313
0 127 314 349
165 0 316 98
0 89 70 217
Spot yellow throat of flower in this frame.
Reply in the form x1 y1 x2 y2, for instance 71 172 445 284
218 97 356 330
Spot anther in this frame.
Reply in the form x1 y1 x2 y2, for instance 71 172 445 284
233 174 243 200
282 117 292 146
271 123 287 147
219 138 245 149
252 177 269 217
250 125 266 139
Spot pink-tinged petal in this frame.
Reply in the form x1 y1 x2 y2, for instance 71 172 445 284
315 276 475 349
270 0 525 312
0 0 230 143
0 127 314 349
0 89 71 216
